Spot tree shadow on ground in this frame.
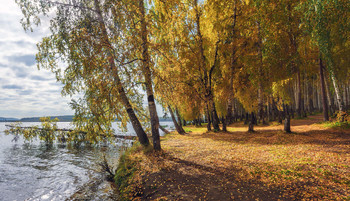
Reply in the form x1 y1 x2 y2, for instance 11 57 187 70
197 130 350 149
196 114 350 148
141 154 302 201
140 114 350 200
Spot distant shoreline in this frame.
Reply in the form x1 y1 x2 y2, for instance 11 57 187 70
0 115 172 122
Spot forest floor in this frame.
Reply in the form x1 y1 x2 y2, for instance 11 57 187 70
123 114 350 200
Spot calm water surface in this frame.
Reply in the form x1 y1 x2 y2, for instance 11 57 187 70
0 122 174 201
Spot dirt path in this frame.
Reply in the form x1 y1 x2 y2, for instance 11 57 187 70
133 115 350 200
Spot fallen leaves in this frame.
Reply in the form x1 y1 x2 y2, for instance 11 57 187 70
123 114 350 200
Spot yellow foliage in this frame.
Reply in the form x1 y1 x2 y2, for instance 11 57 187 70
271 78 293 105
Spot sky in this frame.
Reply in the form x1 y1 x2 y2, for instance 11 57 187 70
0 0 73 118
0 0 166 119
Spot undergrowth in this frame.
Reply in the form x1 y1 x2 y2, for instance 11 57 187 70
114 142 152 200
323 121 350 129
183 126 207 133
323 111 350 129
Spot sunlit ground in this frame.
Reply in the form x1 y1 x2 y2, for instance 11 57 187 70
129 114 350 200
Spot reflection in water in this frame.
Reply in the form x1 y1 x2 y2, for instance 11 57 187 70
0 121 174 201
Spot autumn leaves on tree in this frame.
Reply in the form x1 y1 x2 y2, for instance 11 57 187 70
16 0 349 150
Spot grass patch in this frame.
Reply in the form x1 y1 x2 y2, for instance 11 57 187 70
183 125 207 133
294 116 309 120
184 127 192 132
323 121 350 129
114 142 152 200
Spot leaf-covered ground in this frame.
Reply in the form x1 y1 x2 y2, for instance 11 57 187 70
126 115 350 200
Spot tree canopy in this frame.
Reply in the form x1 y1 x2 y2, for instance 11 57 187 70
15 0 350 149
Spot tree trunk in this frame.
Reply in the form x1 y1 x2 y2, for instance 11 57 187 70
282 102 286 120
257 22 266 125
233 100 239 122
168 106 185 135
139 0 161 150
325 79 334 116
226 99 233 125
284 105 291 133
195 0 220 128
258 86 265 124
319 57 329 121
159 126 170 134
272 97 279 122
93 0 149 146
267 99 271 122
330 71 345 117
284 116 291 133
314 79 320 111
211 101 220 131
222 117 227 132
248 112 255 132
226 5 237 125
308 79 314 114
343 83 348 110
175 109 183 128
244 113 249 125
278 110 283 124
303 75 307 117
206 104 212 131
347 82 350 110
286 3 301 119
254 112 258 125
296 70 302 118
271 98 275 121
198 118 203 126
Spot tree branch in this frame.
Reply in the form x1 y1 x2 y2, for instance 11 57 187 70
46 0 98 13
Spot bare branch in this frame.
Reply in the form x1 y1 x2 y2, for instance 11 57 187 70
45 0 98 13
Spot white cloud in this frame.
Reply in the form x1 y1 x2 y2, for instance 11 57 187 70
0 0 73 118
0 0 166 119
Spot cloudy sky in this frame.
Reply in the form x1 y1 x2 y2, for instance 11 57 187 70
0 0 73 118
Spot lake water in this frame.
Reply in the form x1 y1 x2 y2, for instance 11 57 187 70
0 121 174 201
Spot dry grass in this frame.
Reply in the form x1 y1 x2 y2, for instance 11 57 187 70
122 114 350 200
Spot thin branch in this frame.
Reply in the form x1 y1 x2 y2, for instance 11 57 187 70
46 0 98 13
120 58 140 66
